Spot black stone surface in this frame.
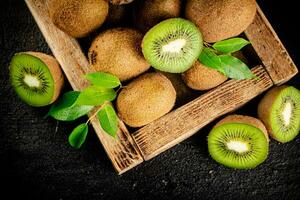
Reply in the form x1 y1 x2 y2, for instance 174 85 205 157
1 0 300 199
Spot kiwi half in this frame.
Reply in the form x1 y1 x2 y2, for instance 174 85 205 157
134 0 181 32
116 72 176 127
88 28 150 81
142 18 203 73
185 0 257 43
208 115 269 169
48 0 108 38
182 60 227 91
258 86 300 143
9 52 64 107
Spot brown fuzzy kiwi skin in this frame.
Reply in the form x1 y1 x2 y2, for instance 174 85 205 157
257 86 289 141
88 28 150 81
26 52 64 103
134 0 181 32
185 0 257 43
182 60 227 91
48 0 109 38
116 73 176 127
216 115 269 141
110 0 134 5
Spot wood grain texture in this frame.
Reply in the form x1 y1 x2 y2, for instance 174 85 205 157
132 66 274 160
25 0 143 174
245 5 298 85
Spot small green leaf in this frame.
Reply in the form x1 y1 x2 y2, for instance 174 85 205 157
85 72 121 88
199 47 224 73
76 86 116 106
48 91 93 121
68 123 88 149
219 55 256 80
97 104 118 138
213 38 250 54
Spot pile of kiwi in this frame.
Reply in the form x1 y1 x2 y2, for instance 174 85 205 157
9 0 300 170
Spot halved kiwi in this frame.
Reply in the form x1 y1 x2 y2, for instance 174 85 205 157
116 72 176 127
185 0 257 43
134 0 181 32
48 0 109 38
9 52 64 107
258 86 300 143
142 18 203 73
208 115 269 169
88 28 150 81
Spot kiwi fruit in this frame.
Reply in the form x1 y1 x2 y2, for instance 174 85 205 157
116 72 176 127
48 0 109 38
134 0 181 32
142 18 203 73
258 86 300 143
88 28 150 81
182 60 227 91
208 115 269 169
110 0 134 5
185 0 257 43
9 52 64 107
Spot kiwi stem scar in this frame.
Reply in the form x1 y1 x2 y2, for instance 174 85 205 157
162 39 186 53
282 101 292 126
226 140 250 153
23 74 41 88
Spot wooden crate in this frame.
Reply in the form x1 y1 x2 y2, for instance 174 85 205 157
25 0 298 174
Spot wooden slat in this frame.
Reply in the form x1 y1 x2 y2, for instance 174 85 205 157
132 66 274 160
245 5 298 85
25 0 143 174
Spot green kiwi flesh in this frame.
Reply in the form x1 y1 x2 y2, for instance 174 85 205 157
9 53 60 107
258 86 300 143
208 120 268 169
142 18 203 73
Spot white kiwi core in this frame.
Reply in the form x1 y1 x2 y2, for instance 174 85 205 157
24 74 41 88
162 39 186 53
282 102 292 126
226 140 250 153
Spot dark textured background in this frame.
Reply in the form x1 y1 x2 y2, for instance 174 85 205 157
1 0 300 199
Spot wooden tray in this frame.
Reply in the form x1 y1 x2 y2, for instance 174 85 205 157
25 0 298 174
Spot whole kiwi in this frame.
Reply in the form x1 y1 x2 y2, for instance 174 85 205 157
182 60 227 91
48 0 109 38
116 73 176 127
134 0 181 32
88 28 150 81
185 0 257 43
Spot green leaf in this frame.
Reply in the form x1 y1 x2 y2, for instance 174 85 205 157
76 86 116 106
213 38 250 54
85 72 121 88
68 123 88 149
97 104 118 138
48 91 93 121
199 47 224 73
219 55 256 80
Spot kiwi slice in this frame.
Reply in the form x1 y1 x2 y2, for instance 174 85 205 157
48 0 108 38
258 86 300 143
182 60 227 91
9 52 64 107
116 72 176 127
185 0 257 43
142 18 203 73
134 0 181 32
208 115 269 169
89 28 150 81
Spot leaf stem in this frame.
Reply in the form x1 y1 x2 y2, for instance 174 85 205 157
86 101 109 124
